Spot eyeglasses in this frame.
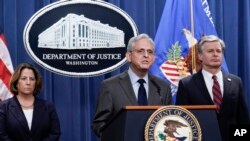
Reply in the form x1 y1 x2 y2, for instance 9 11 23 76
131 49 155 56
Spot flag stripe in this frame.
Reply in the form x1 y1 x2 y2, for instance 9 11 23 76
0 33 7 44
0 33 13 73
0 59 12 88
0 33 13 100
0 80 13 100
164 73 180 77
161 67 179 71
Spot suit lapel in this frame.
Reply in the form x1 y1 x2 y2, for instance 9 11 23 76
148 76 160 105
10 97 30 133
222 73 232 101
31 98 44 135
194 71 214 104
119 72 138 105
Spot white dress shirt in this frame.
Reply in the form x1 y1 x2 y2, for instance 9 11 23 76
23 108 33 130
128 68 149 99
202 69 224 100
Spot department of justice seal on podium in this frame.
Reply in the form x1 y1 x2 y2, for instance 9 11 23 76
145 106 202 141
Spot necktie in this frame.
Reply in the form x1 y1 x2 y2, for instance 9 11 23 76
137 79 148 105
212 75 222 113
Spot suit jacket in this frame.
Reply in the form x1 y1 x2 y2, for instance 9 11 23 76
176 70 250 141
0 96 61 141
92 71 172 137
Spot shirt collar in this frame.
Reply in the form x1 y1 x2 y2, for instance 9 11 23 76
128 67 148 85
202 69 223 81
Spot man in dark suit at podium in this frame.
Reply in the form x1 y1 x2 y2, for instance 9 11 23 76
92 33 172 137
176 35 250 141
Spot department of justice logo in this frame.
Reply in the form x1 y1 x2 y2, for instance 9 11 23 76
145 106 202 141
23 0 138 77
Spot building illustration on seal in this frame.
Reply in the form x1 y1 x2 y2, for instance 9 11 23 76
38 13 125 49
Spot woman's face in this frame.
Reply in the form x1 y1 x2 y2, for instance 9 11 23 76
17 68 36 96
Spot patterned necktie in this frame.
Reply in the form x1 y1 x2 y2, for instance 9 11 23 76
212 75 222 113
137 79 148 105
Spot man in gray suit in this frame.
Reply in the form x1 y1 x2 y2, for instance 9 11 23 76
176 35 250 141
92 33 172 137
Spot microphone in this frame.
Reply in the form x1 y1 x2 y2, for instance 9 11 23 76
151 79 163 105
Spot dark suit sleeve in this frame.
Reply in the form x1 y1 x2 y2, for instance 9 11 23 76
92 82 113 137
164 83 172 105
43 103 61 141
0 102 13 141
237 79 250 123
150 76 172 105
176 79 189 105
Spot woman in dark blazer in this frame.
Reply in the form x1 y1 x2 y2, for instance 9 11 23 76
0 63 61 141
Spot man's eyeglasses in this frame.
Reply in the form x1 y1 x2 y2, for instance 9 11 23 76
131 49 155 56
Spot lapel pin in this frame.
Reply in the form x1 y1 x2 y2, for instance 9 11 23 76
227 78 231 81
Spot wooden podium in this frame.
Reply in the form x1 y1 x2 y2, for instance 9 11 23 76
100 105 222 141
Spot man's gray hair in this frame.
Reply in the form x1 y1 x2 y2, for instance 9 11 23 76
127 33 154 52
198 35 225 53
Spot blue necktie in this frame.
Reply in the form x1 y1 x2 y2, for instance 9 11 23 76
138 79 148 105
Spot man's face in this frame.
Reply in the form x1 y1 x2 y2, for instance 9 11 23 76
126 38 155 73
198 41 223 69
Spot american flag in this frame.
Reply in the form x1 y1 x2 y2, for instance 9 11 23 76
0 32 13 101
160 57 191 86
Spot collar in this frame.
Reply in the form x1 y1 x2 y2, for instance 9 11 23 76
128 67 149 85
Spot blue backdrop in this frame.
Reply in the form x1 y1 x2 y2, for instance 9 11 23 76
1 0 250 141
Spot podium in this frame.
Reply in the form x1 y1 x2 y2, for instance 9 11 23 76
101 105 221 141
